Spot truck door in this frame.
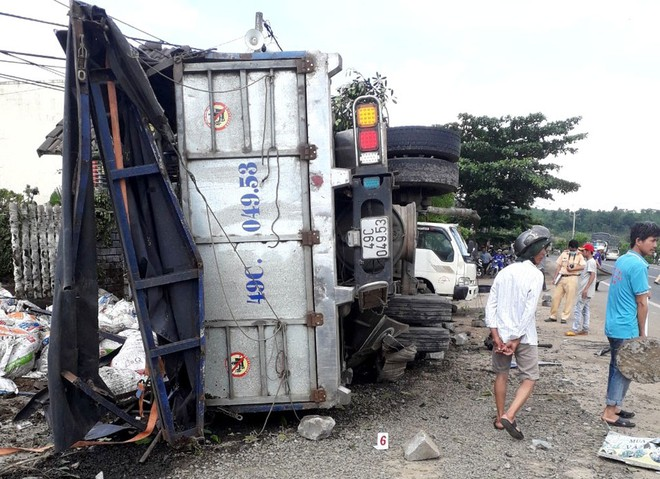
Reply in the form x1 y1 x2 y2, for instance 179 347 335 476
175 53 339 409
415 225 458 296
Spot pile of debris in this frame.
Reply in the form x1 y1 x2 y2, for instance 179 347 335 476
1 287 150 409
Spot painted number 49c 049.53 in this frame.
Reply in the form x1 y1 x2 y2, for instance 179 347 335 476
360 216 389 260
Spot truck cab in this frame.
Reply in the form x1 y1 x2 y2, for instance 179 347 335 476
414 222 478 300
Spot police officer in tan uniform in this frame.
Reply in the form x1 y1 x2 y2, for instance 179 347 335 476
546 239 586 324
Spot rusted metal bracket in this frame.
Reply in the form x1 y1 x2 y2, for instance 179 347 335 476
306 312 324 327
301 230 320 246
298 143 318 161
297 56 316 73
61 370 146 431
310 388 327 403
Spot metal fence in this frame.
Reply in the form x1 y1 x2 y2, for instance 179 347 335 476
8 202 61 299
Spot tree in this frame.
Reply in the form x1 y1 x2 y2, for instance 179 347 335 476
23 184 39 203
445 113 586 230
331 71 396 132
49 187 62 206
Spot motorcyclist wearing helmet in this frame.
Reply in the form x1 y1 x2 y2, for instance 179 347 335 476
485 225 551 440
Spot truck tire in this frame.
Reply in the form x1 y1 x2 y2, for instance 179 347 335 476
389 157 459 196
385 295 453 326
398 326 451 353
387 126 461 162
334 126 462 168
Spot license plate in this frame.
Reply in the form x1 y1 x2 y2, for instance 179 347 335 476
361 216 389 259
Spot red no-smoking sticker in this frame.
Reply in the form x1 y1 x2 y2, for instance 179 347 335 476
226 352 250 378
203 101 231 131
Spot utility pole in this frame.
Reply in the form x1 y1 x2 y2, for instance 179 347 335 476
571 210 576 239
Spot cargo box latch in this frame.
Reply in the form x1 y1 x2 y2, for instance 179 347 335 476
306 312 324 327
301 230 320 246
311 388 327 403
297 56 316 73
298 144 318 161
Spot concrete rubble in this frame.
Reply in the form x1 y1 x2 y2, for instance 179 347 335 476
297 415 336 441
403 430 441 461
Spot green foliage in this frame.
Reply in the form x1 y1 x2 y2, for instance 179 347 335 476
331 71 396 132
444 113 586 231
94 189 115 247
0 189 24 281
531 207 660 248
419 193 455 223
49 187 62 206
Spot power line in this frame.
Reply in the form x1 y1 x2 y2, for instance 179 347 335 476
0 73 65 92
1 51 65 77
0 58 65 68
263 21 283 52
0 58 64 68
0 49 65 61
0 11 67 28
0 87 47 96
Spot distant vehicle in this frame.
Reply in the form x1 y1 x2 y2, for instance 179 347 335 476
605 249 620 261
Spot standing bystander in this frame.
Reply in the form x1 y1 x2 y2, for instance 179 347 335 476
546 239 586 324
565 243 597 336
601 222 660 428
487 225 552 440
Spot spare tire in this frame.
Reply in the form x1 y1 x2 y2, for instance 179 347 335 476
385 294 453 326
398 326 451 353
387 126 461 162
389 158 458 196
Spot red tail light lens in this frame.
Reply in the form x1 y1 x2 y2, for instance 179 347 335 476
358 128 378 151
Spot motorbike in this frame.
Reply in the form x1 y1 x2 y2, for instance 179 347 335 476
476 258 484 277
486 260 501 277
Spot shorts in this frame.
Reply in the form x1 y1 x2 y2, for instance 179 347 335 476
492 343 539 381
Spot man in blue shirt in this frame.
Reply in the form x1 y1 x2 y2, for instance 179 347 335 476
601 222 659 428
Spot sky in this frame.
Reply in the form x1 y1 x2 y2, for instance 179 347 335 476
1 0 659 213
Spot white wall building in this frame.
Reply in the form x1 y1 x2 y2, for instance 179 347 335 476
0 81 64 202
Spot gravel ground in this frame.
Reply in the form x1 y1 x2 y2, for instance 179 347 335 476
2 269 660 478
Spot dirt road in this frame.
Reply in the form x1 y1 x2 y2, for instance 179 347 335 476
1 258 659 478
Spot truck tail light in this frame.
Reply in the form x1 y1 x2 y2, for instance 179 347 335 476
352 96 386 168
358 129 378 151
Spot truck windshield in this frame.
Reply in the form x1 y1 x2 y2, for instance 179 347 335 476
449 227 469 258
417 228 454 262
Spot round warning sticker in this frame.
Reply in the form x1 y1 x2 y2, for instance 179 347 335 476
227 352 250 378
204 101 231 131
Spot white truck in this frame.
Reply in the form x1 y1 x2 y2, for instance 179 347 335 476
415 222 478 300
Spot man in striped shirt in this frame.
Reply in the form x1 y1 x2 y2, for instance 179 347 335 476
486 225 552 440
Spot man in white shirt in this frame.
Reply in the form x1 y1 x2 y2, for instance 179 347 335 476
565 243 597 336
486 225 552 440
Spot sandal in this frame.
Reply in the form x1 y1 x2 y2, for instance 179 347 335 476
602 417 636 428
616 409 635 419
565 331 577 336
493 419 504 431
500 417 524 440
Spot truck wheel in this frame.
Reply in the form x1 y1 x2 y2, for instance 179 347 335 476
387 126 461 162
385 294 453 326
398 326 451 353
388 157 459 196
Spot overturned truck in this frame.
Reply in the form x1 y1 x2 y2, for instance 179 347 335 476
48 1 469 451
